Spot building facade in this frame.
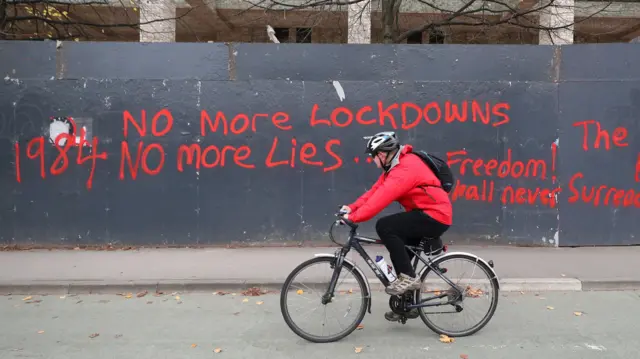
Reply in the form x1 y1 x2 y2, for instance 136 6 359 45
5 0 640 44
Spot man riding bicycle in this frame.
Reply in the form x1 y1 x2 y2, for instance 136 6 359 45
339 131 452 322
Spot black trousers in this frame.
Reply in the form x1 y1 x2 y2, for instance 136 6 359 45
375 210 450 277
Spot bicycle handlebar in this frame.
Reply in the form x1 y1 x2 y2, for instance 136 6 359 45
329 209 358 247
335 212 357 229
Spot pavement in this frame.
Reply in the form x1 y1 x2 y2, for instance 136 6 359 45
1 290 638 358
1 244 640 295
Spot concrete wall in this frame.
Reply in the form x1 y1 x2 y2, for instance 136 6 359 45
1 40 639 248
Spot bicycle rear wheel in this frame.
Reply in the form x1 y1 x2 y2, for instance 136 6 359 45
416 253 499 337
280 256 369 343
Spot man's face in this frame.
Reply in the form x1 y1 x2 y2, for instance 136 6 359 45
372 152 386 169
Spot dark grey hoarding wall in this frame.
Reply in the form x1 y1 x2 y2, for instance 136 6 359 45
0 41 639 247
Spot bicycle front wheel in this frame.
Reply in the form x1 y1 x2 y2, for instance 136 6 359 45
280 256 369 343
416 253 500 337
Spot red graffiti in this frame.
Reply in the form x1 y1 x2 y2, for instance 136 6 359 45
501 185 561 208
636 154 640 182
119 142 166 180
451 179 495 203
568 172 640 208
177 143 254 171
200 110 291 136
573 119 629 151
15 125 107 189
447 149 548 180
51 133 75 175
551 142 558 184
26 137 45 179
74 128 108 189
14 142 21 183
310 100 510 129
265 137 342 172
123 109 174 138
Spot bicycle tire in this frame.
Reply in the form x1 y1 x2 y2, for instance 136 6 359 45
280 256 369 343
416 253 499 337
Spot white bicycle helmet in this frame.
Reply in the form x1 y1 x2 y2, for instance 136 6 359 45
364 131 400 155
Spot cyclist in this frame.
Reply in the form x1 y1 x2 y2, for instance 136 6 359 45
338 131 452 322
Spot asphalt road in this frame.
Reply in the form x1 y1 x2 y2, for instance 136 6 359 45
1 290 636 358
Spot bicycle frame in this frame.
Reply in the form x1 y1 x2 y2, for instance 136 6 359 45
324 219 465 311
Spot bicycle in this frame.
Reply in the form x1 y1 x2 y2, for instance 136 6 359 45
280 212 500 343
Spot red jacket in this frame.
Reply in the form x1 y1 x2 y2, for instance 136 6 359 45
348 145 452 225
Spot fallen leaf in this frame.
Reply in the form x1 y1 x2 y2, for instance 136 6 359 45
460 354 469 359
348 289 353 294
231 293 237 296
147 301 153 304
354 347 363 353
465 286 483 298
242 298 249 303
37 330 44 334
256 301 264 305
242 287 268 296
114 334 123 338
177 301 183 304
547 306 554 310
191 344 197 348
232 312 240 315
59 296 66 299
215 291 229 296
136 291 148 298
520 291 525 294
296 289 304 295
22 296 32 301
125 293 132 299
76 300 83 304
574 311 583 316
89 333 99 338
356 324 364 330
439 334 454 343
213 348 222 353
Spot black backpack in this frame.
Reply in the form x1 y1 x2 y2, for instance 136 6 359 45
411 150 455 193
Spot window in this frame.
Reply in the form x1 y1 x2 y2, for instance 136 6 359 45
296 28 312 43
429 29 445 44
407 32 422 44
274 27 290 42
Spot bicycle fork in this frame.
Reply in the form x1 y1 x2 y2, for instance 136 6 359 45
321 248 349 305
